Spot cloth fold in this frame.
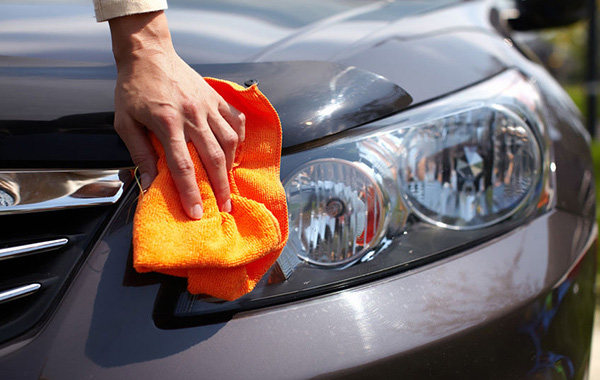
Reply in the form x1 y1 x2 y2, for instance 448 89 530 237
132 78 288 301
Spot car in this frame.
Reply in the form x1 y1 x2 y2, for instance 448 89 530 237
0 0 596 379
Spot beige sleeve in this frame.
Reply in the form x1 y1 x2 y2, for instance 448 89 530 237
93 0 168 22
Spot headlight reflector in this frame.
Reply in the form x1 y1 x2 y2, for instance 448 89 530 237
399 105 541 229
284 159 385 266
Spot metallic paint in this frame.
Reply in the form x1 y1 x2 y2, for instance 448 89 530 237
0 191 593 379
0 0 595 379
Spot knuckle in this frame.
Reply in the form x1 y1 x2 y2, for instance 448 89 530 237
187 120 208 134
181 99 198 118
215 184 230 197
130 153 150 166
207 150 226 168
113 121 125 134
155 109 179 130
224 132 239 149
179 185 199 199
170 158 195 177
237 112 246 126
218 101 228 113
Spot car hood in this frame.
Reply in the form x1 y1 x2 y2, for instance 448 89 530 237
0 0 513 167
0 0 457 64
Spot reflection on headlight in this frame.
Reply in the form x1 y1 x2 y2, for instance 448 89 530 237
399 104 541 229
280 69 549 270
284 159 385 267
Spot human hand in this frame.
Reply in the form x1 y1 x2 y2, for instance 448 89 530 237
109 11 245 219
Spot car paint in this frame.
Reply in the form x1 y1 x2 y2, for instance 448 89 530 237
0 0 458 65
0 0 596 379
0 61 412 166
0 1 507 162
0 191 595 379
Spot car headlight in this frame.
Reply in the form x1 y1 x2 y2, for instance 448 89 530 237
285 158 387 267
156 70 553 325
398 103 542 229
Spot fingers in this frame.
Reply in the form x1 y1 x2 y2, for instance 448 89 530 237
114 50 245 220
161 132 205 220
118 82 243 219
186 118 232 213
207 112 239 172
219 102 246 146
141 104 234 217
114 114 157 190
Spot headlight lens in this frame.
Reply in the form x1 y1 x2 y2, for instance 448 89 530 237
399 104 541 229
285 159 385 267
158 70 553 323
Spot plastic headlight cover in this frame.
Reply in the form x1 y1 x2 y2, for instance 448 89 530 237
285 159 385 267
399 104 541 229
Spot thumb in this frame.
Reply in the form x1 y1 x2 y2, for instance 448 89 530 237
114 113 158 190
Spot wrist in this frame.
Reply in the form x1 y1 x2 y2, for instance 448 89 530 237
109 11 175 67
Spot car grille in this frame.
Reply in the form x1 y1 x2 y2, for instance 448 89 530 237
0 170 132 345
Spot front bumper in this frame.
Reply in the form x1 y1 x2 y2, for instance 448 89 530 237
0 196 596 380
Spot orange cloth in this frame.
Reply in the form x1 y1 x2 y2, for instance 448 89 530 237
132 78 288 301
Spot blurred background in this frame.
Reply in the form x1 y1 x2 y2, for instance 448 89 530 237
511 2 596 138
509 0 600 375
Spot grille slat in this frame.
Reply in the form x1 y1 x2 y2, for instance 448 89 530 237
0 283 41 304
0 238 69 261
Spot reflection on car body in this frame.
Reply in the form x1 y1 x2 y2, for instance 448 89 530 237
0 0 596 379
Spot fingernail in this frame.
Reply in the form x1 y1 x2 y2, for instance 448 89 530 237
191 204 203 219
222 199 232 213
140 173 152 190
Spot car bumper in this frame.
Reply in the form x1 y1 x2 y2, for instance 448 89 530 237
0 205 596 380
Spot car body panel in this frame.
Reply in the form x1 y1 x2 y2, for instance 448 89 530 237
0 0 596 379
0 0 511 153
0 61 412 161
0 0 458 65
0 190 594 379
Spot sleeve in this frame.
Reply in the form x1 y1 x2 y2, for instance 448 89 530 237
93 0 168 22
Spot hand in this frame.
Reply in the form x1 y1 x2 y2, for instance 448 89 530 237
109 11 245 219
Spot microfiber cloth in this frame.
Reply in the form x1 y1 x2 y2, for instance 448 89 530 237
132 78 288 301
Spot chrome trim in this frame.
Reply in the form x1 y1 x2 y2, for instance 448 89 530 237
0 169 133 215
0 283 42 304
0 238 69 261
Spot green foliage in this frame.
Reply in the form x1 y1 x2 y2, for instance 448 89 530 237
545 22 588 84
592 141 600 218
565 84 587 117
590 141 600 294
